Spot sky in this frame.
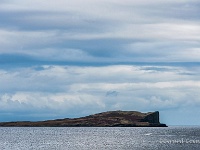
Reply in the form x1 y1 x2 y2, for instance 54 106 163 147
0 0 200 125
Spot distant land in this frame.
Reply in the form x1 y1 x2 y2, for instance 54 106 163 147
0 111 167 127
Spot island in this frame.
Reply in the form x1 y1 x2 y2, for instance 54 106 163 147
0 111 167 127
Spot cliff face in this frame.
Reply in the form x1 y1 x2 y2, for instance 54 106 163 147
142 111 159 124
0 111 167 127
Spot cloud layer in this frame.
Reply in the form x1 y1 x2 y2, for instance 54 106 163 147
1 65 200 124
1 0 200 64
1 0 200 125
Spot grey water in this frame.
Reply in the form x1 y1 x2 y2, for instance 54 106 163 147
0 126 200 150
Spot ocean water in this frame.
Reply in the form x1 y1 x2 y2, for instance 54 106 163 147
0 126 200 150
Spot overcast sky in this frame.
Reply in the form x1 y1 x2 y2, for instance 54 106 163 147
0 0 200 125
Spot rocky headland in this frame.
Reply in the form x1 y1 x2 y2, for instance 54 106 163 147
0 111 167 127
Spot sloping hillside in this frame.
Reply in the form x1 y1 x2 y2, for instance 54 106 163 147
0 111 167 127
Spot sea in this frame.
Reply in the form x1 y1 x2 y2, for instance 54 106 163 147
0 126 200 150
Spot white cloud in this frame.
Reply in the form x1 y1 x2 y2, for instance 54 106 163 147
0 0 200 63
0 65 200 123
1 0 200 124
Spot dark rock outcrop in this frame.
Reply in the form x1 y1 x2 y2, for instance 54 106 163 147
0 111 167 127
